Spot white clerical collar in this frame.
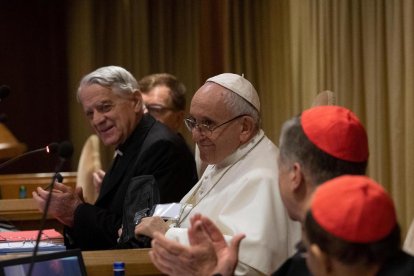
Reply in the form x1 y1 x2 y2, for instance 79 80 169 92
214 129 265 170
114 149 124 157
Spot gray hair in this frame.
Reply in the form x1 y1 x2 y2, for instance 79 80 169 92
279 115 367 186
222 89 261 130
77 66 138 101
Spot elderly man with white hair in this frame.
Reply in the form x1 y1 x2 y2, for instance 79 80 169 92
135 73 300 275
33 66 198 250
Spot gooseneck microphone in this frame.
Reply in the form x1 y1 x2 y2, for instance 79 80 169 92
0 142 59 170
28 141 74 276
56 141 74 161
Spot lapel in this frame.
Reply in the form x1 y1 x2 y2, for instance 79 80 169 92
95 115 156 204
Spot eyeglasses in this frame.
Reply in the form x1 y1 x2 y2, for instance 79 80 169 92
184 114 246 136
144 104 176 116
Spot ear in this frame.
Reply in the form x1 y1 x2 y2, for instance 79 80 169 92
309 244 333 274
169 110 185 132
290 162 304 191
174 110 185 128
132 91 143 112
239 116 255 144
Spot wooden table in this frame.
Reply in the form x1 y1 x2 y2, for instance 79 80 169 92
0 172 77 231
0 172 163 275
0 249 162 276
0 172 77 199
0 198 62 231
82 249 162 276
0 198 41 220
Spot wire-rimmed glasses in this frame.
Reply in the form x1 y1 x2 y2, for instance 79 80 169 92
144 104 176 117
184 114 246 136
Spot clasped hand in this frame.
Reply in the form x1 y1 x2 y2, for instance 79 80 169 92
32 182 84 227
149 214 245 276
134 216 170 238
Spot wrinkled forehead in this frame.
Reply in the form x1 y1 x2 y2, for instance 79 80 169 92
79 83 133 110
78 84 111 102
190 83 232 117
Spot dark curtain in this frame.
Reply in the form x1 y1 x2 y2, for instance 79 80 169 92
0 0 70 173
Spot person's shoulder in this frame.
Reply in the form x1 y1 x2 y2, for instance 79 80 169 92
247 131 278 154
261 134 279 152
147 121 181 142
378 250 414 275
271 251 309 276
244 133 278 166
145 121 193 154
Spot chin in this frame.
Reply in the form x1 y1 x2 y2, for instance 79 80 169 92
200 153 212 163
202 157 220 165
100 135 120 147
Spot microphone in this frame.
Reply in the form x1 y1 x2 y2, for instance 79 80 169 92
29 141 74 276
40 142 73 191
0 142 59 170
57 141 74 160
0 85 10 101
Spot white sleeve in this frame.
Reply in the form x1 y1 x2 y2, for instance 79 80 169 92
166 147 301 274
165 228 265 276
165 227 190 244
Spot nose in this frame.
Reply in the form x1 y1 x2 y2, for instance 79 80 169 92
191 127 205 142
92 111 106 125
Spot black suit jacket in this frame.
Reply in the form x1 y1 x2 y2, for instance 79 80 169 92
272 242 308 276
65 114 198 250
273 248 414 276
378 250 414 275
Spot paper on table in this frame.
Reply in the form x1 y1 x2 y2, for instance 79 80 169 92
152 203 182 220
0 229 63 242
0 241 66 254
0 242 60 249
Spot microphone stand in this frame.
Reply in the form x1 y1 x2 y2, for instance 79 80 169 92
0 149 45 170
0 143 58 170
27 158 66 276
27 141 72 276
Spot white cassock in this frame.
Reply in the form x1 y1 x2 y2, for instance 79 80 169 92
166 130 301 275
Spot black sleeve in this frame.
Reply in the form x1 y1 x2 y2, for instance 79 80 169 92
65 203 121 250
65 129 197 250
136 138 198 203
272 252 310 276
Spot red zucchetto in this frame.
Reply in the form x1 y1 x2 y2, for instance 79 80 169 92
301 106 369 162
311 175 396 243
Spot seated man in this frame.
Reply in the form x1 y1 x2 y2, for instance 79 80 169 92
148 105 371 275
164 175 414 276
139 73 208 177
93 73 192 194
138 73 186 133
135 73 300 275
33 66 198 250
304 175 414 275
